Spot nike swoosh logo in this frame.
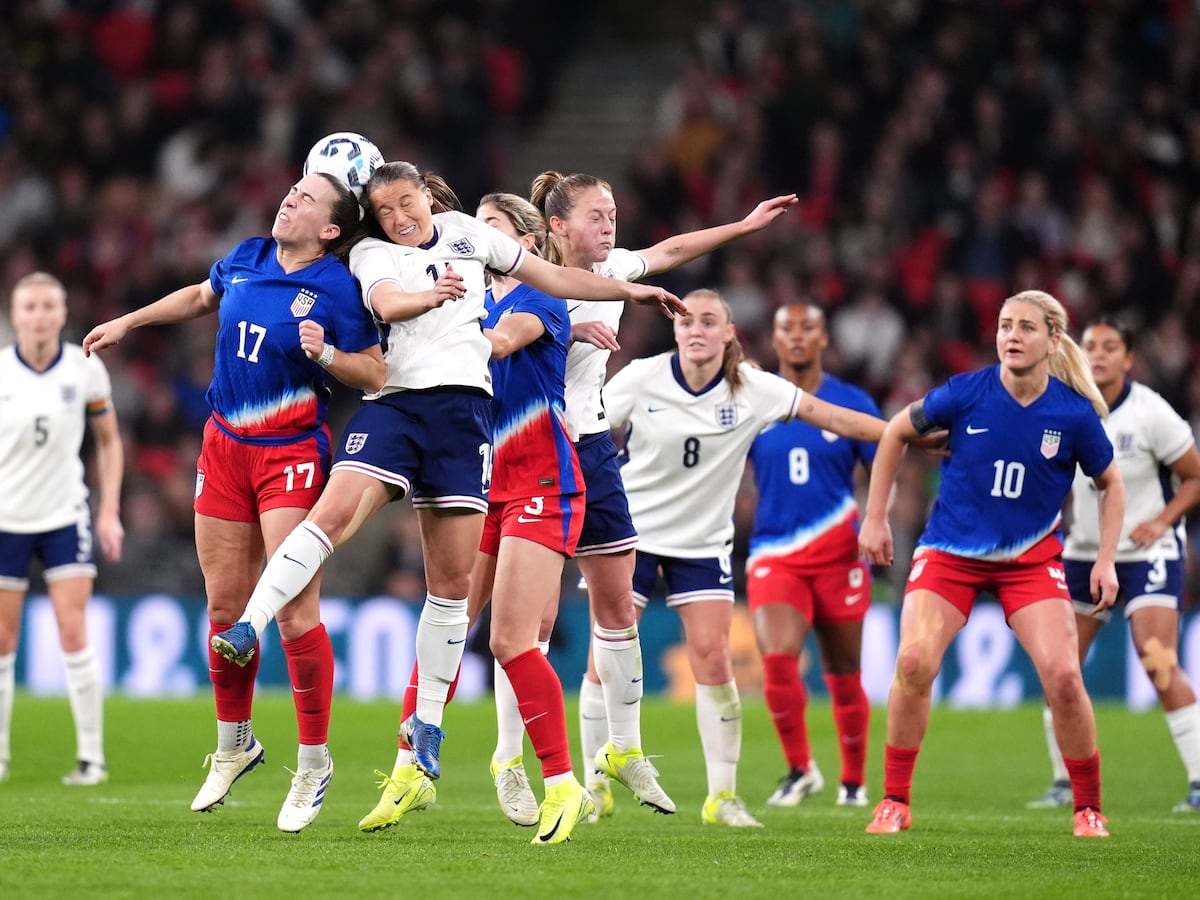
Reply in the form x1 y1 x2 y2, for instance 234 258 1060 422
522 712 548 725
719 715 741 722
631 676 643 684
517 515 539 524
231 276 249 284
446 638 465 645
845 592 863 605
647 406 666 413
536 809 565 842
966 425 988 434
283 553 307 567
292 686 315 693
567 303 583 314
719 575 733 585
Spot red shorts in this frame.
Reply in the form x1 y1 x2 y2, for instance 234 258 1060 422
746 552 870 625
479 492 584 557
904 546 1069 620
194 419 329 523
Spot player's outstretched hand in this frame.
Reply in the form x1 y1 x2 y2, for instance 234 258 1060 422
629 284 686 317
743 194 799 231
83 319 130 356
571 321 620 351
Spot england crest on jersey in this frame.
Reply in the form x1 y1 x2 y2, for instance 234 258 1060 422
344 433 368 455
61 385 76 404
716 402 738 429
449 238 474 255
291 289 318 317
1040 429 1061 459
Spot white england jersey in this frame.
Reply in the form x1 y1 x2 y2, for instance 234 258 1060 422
350 210 526 397
604 354 801 557
563 247 648 440
0 343 112 532
1064 380 1195 562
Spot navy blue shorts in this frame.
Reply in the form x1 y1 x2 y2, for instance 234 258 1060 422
574 431 637 556
0 519 96 590
332 389 492 512
1065 556 1183 623
632 550 734 609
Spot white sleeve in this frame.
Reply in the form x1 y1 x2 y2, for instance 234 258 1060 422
744 365 801 423
349 239 404 310
1144 389 1196 465
597 247 649 282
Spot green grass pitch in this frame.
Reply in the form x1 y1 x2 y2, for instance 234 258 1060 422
1 694 1198 898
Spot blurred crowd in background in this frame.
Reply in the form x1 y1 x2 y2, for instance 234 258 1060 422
2 0 1199 604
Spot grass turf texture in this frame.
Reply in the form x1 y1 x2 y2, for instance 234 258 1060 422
1 695 1198 899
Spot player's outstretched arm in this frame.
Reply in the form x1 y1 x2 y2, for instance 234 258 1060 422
83 281 218 355
637 194 799 276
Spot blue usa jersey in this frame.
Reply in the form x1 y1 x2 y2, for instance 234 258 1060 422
484 284 582 502
747 375 879 567
206 237 380 444
918 365 1113 561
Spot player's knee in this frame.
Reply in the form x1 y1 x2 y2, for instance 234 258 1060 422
1140 636 1180 693
895 640 936 691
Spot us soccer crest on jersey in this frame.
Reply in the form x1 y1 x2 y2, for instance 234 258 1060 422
1040 430 1061 459
290 289 317 317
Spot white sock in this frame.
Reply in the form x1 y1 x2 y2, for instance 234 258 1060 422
1043 704 1068 783
0 651 15 763
593 623 642 752
63 647 104 766
217 719 253 754
297 743 328 771
696 680 741 797
242 521 333 636
579 676 608 789
1166 702 1200 783
392 747 415 770
493 658 525 763
414 594 469 726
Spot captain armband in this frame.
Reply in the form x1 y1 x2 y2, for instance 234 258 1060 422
909 399 939 436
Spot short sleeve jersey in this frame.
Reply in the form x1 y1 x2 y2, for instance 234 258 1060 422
484 283 582 501
1064 380 1195 562
917 365 1113 561
0 343 112 532
349 211 526 398
604 354 801 557
206 236 380 444
563 248 648 441
747 374 880 566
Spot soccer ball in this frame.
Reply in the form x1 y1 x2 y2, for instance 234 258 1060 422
303 132 384 198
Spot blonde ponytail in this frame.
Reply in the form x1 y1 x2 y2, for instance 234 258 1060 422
1004 290 1107 418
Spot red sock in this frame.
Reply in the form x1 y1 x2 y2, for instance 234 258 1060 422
208 620 260 722
762 653 810 770
502 648 571 778
281 624 334 745
398 660 461 748
882 743 920 805
825 671 869 786
1063 751 1101 811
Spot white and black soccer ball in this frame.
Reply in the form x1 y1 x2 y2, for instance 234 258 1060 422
302 132 384 198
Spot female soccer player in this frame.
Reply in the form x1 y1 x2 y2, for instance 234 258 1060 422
603 288 885 826
858 290 1124 839
472 192 592 843
1027 316 1200 813
0 272 124 786
84 172 385 831
747 301 879 809
213 163 683 825
531 170 797 819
